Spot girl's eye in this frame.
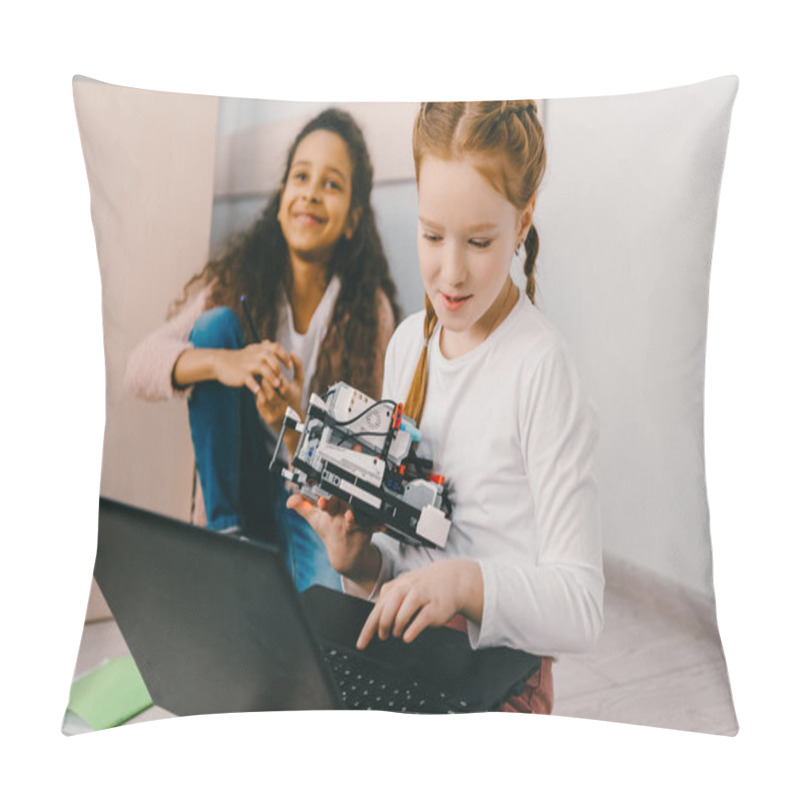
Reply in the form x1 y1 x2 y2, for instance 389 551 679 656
324 179 342 191
422 231 442 243
292 171 307 182
469 239 491 249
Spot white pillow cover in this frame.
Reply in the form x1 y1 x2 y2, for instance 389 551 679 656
71 75 738 733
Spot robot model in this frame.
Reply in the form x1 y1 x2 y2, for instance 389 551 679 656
270 382 452 548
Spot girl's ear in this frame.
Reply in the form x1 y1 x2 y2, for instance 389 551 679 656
516 196 536 246
344 207 362 240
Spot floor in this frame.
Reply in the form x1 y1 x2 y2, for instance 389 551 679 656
552 558 738 735
69 557 738 735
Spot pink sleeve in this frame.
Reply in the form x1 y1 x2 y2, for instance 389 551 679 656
123 285 212 402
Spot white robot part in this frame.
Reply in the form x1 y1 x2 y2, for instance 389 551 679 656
416 506 451 549
283 406 304 434
316 443 386 488
327 384 413 465
402 478 439 509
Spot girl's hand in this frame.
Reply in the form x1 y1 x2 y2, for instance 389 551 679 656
213 341 294 395
254 352 305 431
286 494 381 589
278 352 305 414
356 559 484 650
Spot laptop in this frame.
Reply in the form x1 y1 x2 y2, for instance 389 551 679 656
93 496 541 715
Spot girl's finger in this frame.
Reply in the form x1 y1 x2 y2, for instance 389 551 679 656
257 378 280 404
259 355 290 399
261 353 285 378
358 584 403 648
268 342 293 370
257 357 284 389
402 605 434 644
285 492 304 509
287 494 323 529
318 496 348 517
245 376 261 395
392 590 423 639
252 339 284 360
286 493 315 515
375 587 405 642
290 352 304 385
357 604 381 650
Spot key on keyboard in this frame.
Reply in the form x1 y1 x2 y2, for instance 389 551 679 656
322 647 469 713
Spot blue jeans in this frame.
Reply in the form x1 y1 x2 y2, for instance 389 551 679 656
188 306 340 592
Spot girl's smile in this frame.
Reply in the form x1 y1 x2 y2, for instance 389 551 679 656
439 292 474 312
293 210 327 226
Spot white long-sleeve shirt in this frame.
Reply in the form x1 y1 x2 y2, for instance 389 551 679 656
370 291 604 657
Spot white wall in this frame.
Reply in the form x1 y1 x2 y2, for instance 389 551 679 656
534 78 737 596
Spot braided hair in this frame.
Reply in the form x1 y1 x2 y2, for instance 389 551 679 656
405 101 547 423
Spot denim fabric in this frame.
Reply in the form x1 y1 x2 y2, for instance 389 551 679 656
188 307 256 532
187 306 340 591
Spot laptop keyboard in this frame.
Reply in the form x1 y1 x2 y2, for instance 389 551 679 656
322 647 470 713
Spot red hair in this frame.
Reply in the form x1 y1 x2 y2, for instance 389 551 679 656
404 101 547 424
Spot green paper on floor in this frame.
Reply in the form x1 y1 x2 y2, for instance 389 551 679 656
67 656 153 731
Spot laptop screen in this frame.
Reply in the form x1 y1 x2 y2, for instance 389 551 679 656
95 497 340 714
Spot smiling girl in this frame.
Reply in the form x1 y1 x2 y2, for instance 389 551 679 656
289 101 603 713
125 108 400 592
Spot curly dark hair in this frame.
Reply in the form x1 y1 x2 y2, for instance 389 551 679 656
173 107 401 399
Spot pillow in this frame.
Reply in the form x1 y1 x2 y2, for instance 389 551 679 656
533 78 739 733
68 75 738 735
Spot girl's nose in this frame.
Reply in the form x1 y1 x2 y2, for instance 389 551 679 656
303 178 322 204
440 244 467 285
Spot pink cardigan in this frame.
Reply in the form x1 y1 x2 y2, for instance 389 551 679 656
124 286 212 404
124 282 397 523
